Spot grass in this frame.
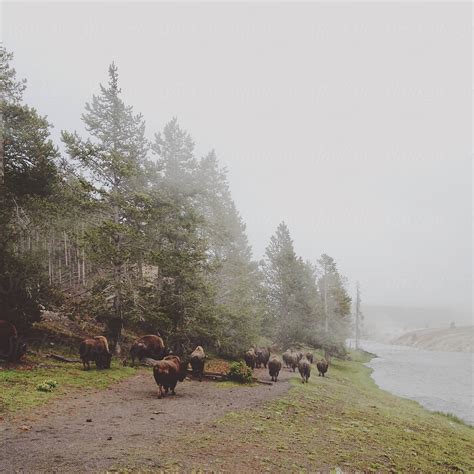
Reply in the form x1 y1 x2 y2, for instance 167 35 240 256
0 354 136 418
149 350 474 472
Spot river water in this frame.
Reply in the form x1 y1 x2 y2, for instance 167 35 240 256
354 340 473 425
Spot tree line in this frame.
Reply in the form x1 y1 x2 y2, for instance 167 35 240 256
0 46 353 357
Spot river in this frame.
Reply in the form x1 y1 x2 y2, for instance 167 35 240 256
353 340 473 425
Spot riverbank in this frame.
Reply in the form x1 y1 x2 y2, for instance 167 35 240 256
392 326 473 353
115 351 473 472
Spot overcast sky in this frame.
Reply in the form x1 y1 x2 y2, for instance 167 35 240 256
2 2 472 317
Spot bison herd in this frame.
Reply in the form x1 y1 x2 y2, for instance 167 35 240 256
1 319 329 399
246 347 329 384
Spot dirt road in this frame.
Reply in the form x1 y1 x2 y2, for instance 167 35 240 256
0 366 295 473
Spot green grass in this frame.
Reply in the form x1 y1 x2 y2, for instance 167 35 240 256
0 355 135 417
152 350 474 472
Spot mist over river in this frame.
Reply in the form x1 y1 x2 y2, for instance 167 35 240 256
356 340 473 425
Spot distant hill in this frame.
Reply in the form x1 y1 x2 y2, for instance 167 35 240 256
392 326 473 353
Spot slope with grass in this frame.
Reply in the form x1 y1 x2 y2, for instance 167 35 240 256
140 351 474 473
393 326 473 352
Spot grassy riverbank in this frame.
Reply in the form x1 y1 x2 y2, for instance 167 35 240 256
151 351 473 472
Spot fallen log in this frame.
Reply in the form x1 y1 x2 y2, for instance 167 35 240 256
47 353 81 363
253 378 273 386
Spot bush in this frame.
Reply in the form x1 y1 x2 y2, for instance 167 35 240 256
36 380 58 392
227 361 253 384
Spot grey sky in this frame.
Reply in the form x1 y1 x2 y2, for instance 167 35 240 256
2 2 472 317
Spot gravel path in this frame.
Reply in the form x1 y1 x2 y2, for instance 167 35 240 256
0 366 296 473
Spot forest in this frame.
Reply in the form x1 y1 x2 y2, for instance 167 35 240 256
0 45 352 358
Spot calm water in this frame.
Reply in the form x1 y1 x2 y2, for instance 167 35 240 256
355 340 473 425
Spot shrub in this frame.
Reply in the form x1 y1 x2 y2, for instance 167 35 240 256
227 361 253 384
36 380 58 392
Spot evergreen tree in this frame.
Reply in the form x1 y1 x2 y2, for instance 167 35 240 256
151 117 198 197
0 46 59 329
62 63 148 352
263 222 319 345
317 253 352 353
196 151 263 356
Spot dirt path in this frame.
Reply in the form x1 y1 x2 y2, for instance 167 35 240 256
0 366 296 473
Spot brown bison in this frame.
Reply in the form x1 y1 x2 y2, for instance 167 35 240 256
305 352 314 364
0 320 26 361
282 349 291 368
317 358 328 377
268 355 282 382
153 355 188 398
298 356 311 383
296 351 304 362
244 348 256 369
287 352 298 372
79 336 112 370
190 345 205 381
130 334 166 366
255 347 271 368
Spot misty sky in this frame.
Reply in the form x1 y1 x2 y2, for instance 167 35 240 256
1 2 472 316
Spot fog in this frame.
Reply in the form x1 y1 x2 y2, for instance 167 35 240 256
2 2 472 324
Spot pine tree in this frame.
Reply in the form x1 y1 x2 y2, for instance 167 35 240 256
0 46 59 329
151 117 198 197
62 63 148 352
196 150 263 355
262 222 319 345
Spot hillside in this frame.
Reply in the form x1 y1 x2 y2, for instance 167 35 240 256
392 326 473 353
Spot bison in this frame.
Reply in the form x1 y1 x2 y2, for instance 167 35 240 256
317 358 328 377
296 351 304 362
255 347 271 368
268 355 282 382
79 336 112 370
298 356 311 383
244 348 256 370
282 349 291 368
153 355 188 398
0 320 26 361
190 345 205 381
129 334 166 366
305 352 314 364
287 352 298 372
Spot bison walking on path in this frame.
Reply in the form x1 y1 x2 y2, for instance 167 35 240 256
317 358 329 377
287 352 298 372
282 349 291 368
79 336 112 370
190 345 205 381
130 335 166 366
153 355 188 398
255 347 271 368
298 356 311 383
268 355 282 382
244 348 256 369
0 320 26 361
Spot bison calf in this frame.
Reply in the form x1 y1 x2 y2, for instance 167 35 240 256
298 356 311 383
268 355 282 382
79 336 112 370
317 358 328 377
190 345 205 381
